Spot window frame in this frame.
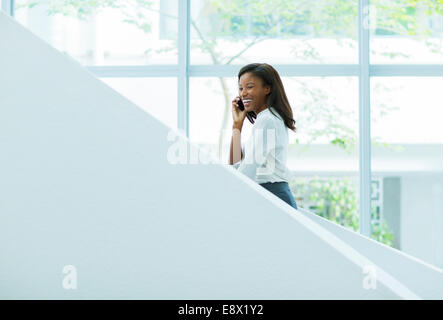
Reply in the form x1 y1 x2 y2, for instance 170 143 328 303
4 0 443 237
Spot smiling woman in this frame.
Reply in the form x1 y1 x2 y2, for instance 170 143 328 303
229 63 298 209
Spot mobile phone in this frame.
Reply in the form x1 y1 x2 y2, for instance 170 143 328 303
236 98 256 124
237 98 245 111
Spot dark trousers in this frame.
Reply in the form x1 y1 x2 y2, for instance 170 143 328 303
259 181 298 209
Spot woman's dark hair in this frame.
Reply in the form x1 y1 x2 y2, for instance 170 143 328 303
238 63 296 132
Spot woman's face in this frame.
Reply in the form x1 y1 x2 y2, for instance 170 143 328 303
238 72 270 114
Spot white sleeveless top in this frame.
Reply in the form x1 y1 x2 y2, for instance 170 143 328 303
232 106 292 183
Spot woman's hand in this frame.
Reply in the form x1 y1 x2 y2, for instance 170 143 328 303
232 96 246 127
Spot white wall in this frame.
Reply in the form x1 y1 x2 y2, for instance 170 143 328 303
0 11 440 299
297 208 443 299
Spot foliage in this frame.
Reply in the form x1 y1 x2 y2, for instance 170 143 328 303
210 0 357 38
289 176 396 247
371 219 395 247
373 0 443 36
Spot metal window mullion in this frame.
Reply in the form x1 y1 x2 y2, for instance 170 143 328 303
358 0 371 238
1 0 12 15
84 64 443 79
86 65 179 77
370 64 443 77
189 64 360 77
178 0 190 137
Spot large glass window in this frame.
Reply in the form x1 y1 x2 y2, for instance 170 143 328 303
370 0 443 64
371 77 443 266
6 0 443 269
14 0 178 65
190 0 358 64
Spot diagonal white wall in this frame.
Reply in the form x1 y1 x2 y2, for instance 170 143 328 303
0 11 440 299
297 208 443 299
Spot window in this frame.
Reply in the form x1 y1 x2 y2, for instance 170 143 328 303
14 0 178 65
370 0 443 64
190 0 358 64
6 0 443 268
371 77 443 264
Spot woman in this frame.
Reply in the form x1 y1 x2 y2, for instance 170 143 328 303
229 63 298 209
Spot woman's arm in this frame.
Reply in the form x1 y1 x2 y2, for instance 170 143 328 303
229 96 247 165
229 123 243 165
